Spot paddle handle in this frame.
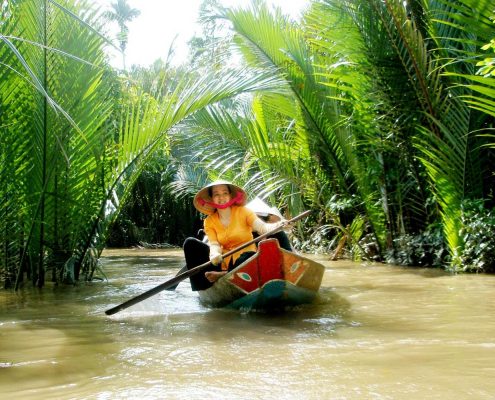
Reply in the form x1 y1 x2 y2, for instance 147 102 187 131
104 210 311 315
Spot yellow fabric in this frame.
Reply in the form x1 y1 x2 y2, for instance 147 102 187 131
204 205 257 270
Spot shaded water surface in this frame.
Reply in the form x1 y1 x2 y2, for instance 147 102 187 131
1 248 494 399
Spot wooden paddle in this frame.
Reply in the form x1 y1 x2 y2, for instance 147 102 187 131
104 210 311 315
164 265 187 291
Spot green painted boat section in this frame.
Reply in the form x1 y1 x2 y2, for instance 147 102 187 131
226 279 317 311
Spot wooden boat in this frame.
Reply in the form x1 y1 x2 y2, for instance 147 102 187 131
198 238 325 310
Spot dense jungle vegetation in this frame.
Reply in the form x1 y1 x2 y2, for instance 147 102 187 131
1 0 495 290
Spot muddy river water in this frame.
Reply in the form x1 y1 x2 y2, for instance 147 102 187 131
1 248 494 399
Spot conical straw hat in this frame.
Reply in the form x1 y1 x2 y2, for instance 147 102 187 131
246 197 283 221
193 180 247 215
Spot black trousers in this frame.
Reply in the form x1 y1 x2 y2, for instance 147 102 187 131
183 237 255 291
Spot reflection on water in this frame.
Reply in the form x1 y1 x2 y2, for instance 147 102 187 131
1 248 495 399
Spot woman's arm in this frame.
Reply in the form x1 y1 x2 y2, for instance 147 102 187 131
252 217 283 235
204 217 223 265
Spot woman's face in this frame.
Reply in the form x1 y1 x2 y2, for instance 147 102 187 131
211 184 231 205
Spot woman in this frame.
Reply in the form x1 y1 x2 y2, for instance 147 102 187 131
183 180 283 291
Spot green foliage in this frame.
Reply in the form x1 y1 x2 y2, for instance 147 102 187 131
454 200 495 273
159 0 495 272
1 0 290 289
323 0 494 265
106 150 196 247
1 0 116 287
386 224 449 268
3 0 495 288
192 1 389 250
476 12 495 77
477 39 495 77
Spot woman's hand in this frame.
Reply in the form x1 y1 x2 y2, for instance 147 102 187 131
210 253 223 266
279 219 294 232
209 242 223 266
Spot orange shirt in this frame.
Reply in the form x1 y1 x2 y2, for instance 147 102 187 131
204 205 257 270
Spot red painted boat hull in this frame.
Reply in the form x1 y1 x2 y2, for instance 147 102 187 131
198 238 325 310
